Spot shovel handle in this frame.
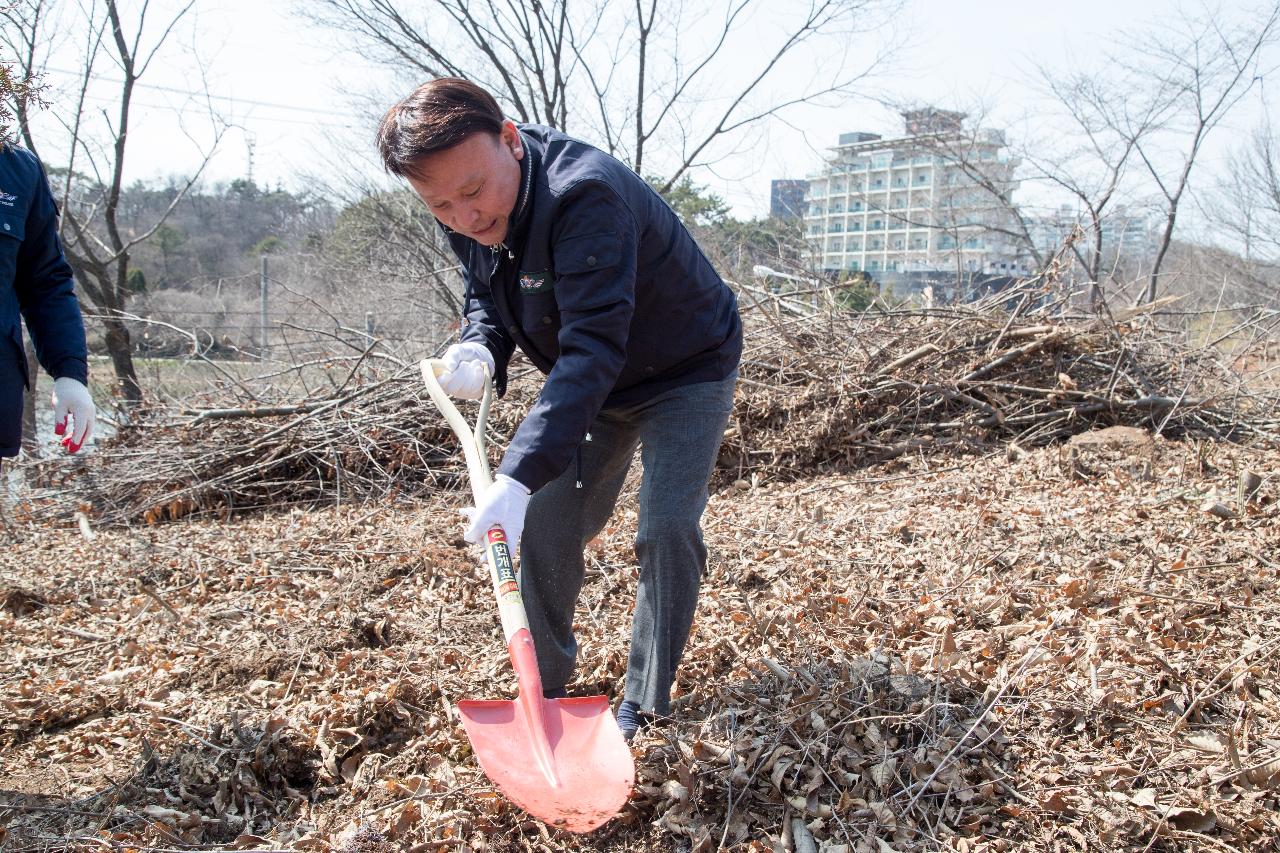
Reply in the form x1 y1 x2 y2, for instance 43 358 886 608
419 358 493 497
419 359 533 648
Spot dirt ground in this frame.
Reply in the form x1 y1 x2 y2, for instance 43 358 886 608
2 433 1279 852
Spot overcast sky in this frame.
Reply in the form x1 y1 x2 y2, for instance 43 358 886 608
32 0 1273 222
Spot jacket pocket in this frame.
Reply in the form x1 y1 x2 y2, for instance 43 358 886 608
0 209 26 243
553 232 620 275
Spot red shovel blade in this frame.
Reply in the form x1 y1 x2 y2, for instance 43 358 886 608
459 694 634 833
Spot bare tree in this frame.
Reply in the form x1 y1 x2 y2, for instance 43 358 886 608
1113 3 1280 304
307 0 900 192
934 5 1279 308
0 0 48 144
2 0 223 406
1205 118 1280 264
1016 71 1168 304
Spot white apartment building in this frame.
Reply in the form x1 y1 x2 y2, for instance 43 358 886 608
804 109 1027 295
1026 204 1157 269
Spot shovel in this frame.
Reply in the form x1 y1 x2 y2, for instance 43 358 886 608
419 359 635 833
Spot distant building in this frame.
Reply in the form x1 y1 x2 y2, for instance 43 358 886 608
770 179 808 220
804 108 1027 298
1027 204 1157 268
1103 205 1157 263
1026 205 1079 258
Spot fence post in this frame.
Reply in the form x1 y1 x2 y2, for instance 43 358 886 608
259 254 269 362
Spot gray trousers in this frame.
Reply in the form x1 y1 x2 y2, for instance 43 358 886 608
519 373 736 715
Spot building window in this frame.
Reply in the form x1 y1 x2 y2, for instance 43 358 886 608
916 172 930 184
870 219 883 230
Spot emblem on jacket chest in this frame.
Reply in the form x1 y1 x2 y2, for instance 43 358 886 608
518 271 552 294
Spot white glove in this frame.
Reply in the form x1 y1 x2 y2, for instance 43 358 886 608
439 342 495 400
464 474 531 551
51 376 95 454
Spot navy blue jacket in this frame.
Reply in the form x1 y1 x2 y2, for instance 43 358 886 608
447 124 741 492
1 144 88 457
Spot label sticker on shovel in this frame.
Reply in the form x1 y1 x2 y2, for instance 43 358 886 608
486 528 522 602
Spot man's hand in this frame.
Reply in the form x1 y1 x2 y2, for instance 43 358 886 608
51 377 95 453
464 474 531 551
439 342 495 400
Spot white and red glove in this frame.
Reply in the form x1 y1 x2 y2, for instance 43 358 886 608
438 342 495 400
51 377 95 454
464 474 530 551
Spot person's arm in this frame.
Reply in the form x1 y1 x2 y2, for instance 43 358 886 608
15 160 87 387
497 180 639 492
15 158 94 452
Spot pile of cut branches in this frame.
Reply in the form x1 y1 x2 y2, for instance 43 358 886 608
12 366 535 526
11 281 1278 526
722 293 1278 482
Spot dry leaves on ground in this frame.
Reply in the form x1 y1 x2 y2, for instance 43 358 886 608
3 428 1278 852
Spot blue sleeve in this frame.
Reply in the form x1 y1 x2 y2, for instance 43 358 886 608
16 158 88 384
498 180 638 492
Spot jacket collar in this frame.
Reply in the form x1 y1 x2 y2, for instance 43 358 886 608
505 127 538 245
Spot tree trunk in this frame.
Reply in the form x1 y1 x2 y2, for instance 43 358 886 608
102 317 142 406
21 339 38 456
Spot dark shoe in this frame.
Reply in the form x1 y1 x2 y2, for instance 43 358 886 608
616 700 654 742
543 686 568 699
